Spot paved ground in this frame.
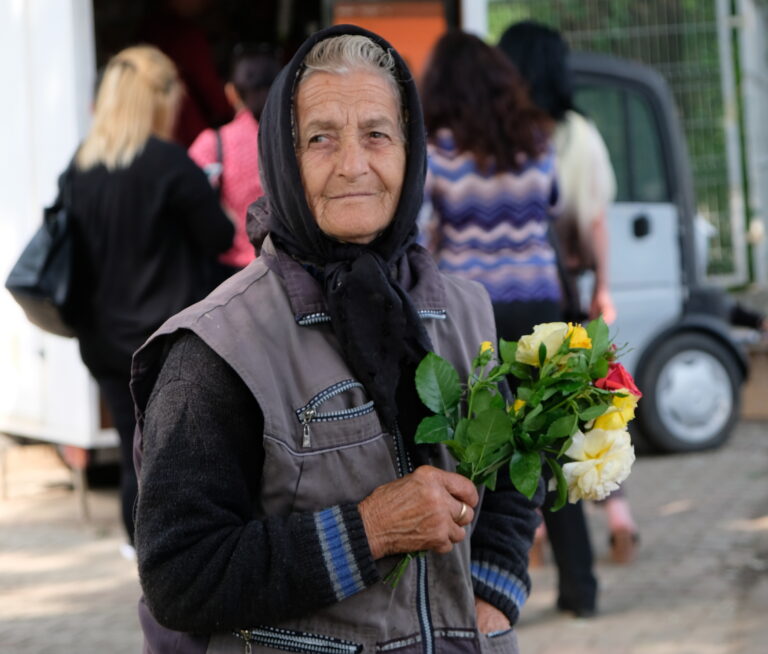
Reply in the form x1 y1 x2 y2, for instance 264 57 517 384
1 421 768 653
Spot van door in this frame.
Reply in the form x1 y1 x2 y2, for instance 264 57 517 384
572 77 684 375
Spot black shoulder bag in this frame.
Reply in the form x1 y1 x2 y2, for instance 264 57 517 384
5 167 77 337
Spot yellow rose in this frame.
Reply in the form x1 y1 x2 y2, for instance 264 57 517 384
512 398 526 413
515 322 569 367
593 390 638 430
480 341 494 354
567 323 592 349
559 428 635 502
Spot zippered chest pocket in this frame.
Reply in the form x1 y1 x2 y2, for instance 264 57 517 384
295 379 378 450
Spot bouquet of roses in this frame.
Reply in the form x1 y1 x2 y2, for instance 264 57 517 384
385 318 639 585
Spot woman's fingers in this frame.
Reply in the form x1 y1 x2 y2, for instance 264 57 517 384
358 465 478 558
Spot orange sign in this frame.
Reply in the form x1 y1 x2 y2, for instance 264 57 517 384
332 1 448 80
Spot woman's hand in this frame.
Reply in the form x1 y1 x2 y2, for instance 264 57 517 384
475 597 511 634
590 286 616 325
358 465 478 559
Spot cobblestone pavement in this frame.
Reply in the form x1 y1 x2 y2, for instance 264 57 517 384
1 421 768 653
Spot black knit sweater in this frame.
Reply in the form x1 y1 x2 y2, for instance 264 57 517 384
135 331 541 632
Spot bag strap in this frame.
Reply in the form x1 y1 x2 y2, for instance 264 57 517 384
56 161 77 210
214 129 223 199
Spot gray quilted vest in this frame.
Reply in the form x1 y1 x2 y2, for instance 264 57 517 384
132 238 520 654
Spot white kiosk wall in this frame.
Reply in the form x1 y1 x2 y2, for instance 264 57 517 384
0 0 117 448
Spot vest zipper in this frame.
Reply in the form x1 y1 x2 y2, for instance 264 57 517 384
297 309 447 326
300 408 315 448
235 627 363 654
296 380 375 448
392 424 433 654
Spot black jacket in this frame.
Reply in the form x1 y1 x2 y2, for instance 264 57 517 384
68 137 233 376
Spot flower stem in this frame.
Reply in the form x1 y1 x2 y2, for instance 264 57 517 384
382 552 419 587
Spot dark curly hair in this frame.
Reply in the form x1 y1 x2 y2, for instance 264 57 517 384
420 30 552 172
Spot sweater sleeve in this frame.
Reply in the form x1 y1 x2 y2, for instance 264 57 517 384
470 469 544 625
165 147 234 257
135 331 380 633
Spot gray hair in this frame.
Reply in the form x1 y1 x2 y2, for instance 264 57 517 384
297 35 406 139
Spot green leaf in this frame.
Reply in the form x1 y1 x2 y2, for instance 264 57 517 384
556 379 586 393
457 461 474 478
509 450 542 499
414 415 453 444
522 403 543 430
467 407 513 467
557 435 574 458
489 392 506 410
472 387 498 415
499 339 517 364
538 342 547 366
415 352 462 415
545 414 579 441
590 357 609 380
587 317 610 364
444 440 465 461
507 362 533 380
454 418 470 446
545 458 569 511
518 430 534 450
525 414 546 432
482 470 498 491
579 403 610 422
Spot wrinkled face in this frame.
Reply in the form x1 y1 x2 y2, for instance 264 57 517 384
295 70 406 244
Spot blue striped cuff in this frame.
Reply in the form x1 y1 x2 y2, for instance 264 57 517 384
471 560 528 617
314 506 368 601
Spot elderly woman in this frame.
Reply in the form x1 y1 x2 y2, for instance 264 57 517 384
132 25 540 654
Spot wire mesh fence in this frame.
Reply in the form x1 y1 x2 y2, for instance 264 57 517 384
487 0 740 278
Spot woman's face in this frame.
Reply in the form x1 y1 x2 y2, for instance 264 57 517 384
295 69 406 245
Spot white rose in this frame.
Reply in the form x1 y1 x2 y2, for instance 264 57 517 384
558 428 635 502
515 322 569 367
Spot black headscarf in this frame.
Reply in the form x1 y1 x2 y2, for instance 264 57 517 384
255 24 432 432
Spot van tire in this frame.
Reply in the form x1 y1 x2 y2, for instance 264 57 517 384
635 332 742 452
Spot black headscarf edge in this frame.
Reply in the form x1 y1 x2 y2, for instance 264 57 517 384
257 23 427 266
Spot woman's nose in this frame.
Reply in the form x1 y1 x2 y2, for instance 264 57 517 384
337 138 368 179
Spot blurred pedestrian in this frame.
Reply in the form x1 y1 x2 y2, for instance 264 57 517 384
140 0 233 146
67 45 233 554
419 29 599 617
500 20 639 573
189 43 280 279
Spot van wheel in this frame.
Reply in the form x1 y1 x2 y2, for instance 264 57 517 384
635 332 742 452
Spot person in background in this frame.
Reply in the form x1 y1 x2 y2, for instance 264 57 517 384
140 0 233 146
67 45 233 556
419 29 599 617
189 44 280 278
499 21 639 572
131 26 541 653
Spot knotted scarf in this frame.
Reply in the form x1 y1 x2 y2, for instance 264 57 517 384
254 24 432 432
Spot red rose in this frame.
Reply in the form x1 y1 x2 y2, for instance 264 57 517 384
595 362 642 397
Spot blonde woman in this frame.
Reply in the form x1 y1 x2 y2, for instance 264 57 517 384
68 45 233 554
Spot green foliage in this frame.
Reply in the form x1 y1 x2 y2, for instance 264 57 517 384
414 352 462 415
546 458 569 511
412 318 627 508
414 415 452 444
509 450 541 499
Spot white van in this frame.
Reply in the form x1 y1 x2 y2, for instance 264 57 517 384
571 51 749 453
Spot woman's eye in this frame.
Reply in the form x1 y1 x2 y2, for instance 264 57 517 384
369 131 388 140
308 134 328 145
